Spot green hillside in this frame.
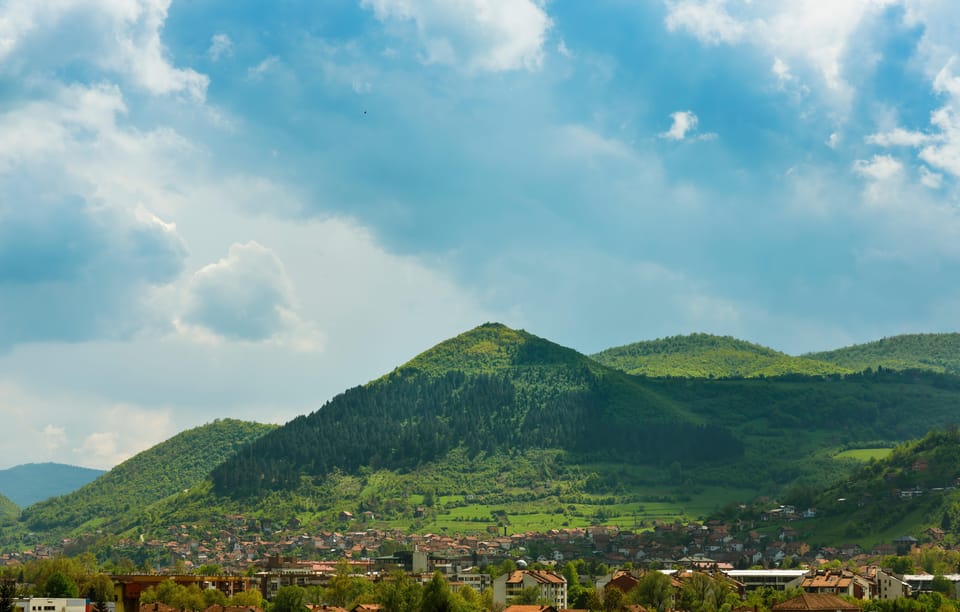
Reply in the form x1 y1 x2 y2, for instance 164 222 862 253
806 333 960 374
11 325 960 552
18 419 275 535
0 463 104 507
0 492 18 524
591 333 850 378
211 323 739 497
802 429 960 547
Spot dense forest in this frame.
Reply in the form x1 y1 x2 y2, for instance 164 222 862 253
806 333 960 375
590 333 851 378
211 367 743 497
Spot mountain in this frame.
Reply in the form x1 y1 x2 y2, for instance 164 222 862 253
805 333 960 375
12 324 960 552
210 323 742 497
19 419 275 535
591 333 850 378
0 463 104 507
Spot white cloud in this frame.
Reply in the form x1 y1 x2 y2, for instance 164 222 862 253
74 404 174 468
920 166 943 188
866 60 960 180
772 56 792 87
361 0 552 72
660 110 715 141
0 82 191 345
664 0 747 45
180 241 321 350
208 33 233 61
661 110 697 140
664 0 897 109
827 132 841 149
43 425 67 455
866 127 936 147
853 154 903 181
247 56 280 81
0 0 208 100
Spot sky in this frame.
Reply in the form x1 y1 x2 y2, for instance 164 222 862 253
2 0 960 470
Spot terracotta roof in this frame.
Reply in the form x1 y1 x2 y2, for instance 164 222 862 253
772 593 859 611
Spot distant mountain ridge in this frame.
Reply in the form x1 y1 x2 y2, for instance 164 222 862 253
592 332 960 379
0 463 104 508
591 333 851 378
806 333 960 375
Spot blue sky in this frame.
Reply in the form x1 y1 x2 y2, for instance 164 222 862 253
2 0 960 469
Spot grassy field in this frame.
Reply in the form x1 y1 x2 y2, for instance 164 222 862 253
388 485 757 535
833 448 893 461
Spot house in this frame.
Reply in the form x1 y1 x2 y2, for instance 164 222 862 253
494 570 568 609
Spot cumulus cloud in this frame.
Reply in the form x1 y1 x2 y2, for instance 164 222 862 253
0 81 191 346
180 242 321 349
0 0 208 100
664 0 747 45
361 0 552 71
659 110 716 141
866 60 960 180
664 0 897 108
0 191 187 345
853 154 903 181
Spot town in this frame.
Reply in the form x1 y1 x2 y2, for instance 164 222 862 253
4 508 960 612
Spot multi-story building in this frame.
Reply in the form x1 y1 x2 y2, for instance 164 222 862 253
493 570 567 609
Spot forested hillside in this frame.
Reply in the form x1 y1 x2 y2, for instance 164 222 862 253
0 492 17 523
11 324 960 549
806 333 960 374
591 333 849 378
804 428 960 544
19 419 275 534
211 324 743 497
0 463 104 507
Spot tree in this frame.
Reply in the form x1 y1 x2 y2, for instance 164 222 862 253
43 572 79 598
421 572 457 612
931 575 953 597
228 590 265 607
84 575 114 612
203 589 228 608
0 581 16 612
510 586 544 605
629 571 673 612
604 587 625 612
170 584 206 611
271 586 307 612
377 572 422 612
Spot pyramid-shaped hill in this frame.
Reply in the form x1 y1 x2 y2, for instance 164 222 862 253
805 333 960 375
397 322 594 374
211 323 742 498
592 333 850 378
